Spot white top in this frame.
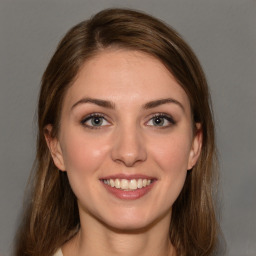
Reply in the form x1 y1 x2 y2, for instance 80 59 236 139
53 248 63 256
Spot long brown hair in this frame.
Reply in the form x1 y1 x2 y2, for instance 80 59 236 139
15 8 220 256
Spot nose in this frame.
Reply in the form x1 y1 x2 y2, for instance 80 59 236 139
111 125 147 167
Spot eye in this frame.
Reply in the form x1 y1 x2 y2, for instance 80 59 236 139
146 114 176 127
81 114 110 128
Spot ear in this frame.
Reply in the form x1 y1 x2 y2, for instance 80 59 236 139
187 123 203 170
44 124 66 171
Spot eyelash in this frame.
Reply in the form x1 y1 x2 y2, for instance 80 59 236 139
81 113 109 129
147 113 176 128
80 113 176 129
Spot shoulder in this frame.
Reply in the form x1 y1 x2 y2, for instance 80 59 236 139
53 248 63 256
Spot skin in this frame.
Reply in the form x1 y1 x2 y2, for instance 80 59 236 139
45 49 202 256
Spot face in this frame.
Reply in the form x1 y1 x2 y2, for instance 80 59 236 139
46 49 202 231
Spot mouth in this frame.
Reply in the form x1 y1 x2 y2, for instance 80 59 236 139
100 178 155 191
99 175 157 200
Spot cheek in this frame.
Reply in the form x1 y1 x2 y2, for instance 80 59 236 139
61 131 109 176
150 133 192 173
60 131 112 205
146 133 192 212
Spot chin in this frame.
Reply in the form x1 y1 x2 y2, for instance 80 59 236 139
103 217 153 233
97 207 168 233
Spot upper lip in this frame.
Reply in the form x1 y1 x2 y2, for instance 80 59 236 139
99 174 157 180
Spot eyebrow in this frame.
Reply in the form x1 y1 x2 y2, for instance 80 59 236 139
143 98 184 111
71 97 184 112
71 98 115 110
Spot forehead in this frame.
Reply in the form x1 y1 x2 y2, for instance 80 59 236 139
63 49 191 112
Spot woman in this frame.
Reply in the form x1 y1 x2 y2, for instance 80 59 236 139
15 8 220 256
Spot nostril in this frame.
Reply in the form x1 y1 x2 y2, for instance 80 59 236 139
112 148 147 167
114 157 142 167
110 134 147 166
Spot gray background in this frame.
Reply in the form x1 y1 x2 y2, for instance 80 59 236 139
0 0 255 255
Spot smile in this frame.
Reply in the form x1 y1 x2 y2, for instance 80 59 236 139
102 178 153 191
100 175 157 200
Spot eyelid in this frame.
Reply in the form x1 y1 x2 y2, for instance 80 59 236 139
80 112 176 129
145 113 176 127
80 113 111 128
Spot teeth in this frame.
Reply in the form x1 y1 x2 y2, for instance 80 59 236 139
129 179 137 190
142 179 147 187
110 179 115 187
115 179 120 188
120 179 129 190
103 178 152 190
137 179 143 189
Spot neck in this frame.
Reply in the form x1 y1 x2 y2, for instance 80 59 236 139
63 211 175 256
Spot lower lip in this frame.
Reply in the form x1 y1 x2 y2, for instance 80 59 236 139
101 181 156 200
